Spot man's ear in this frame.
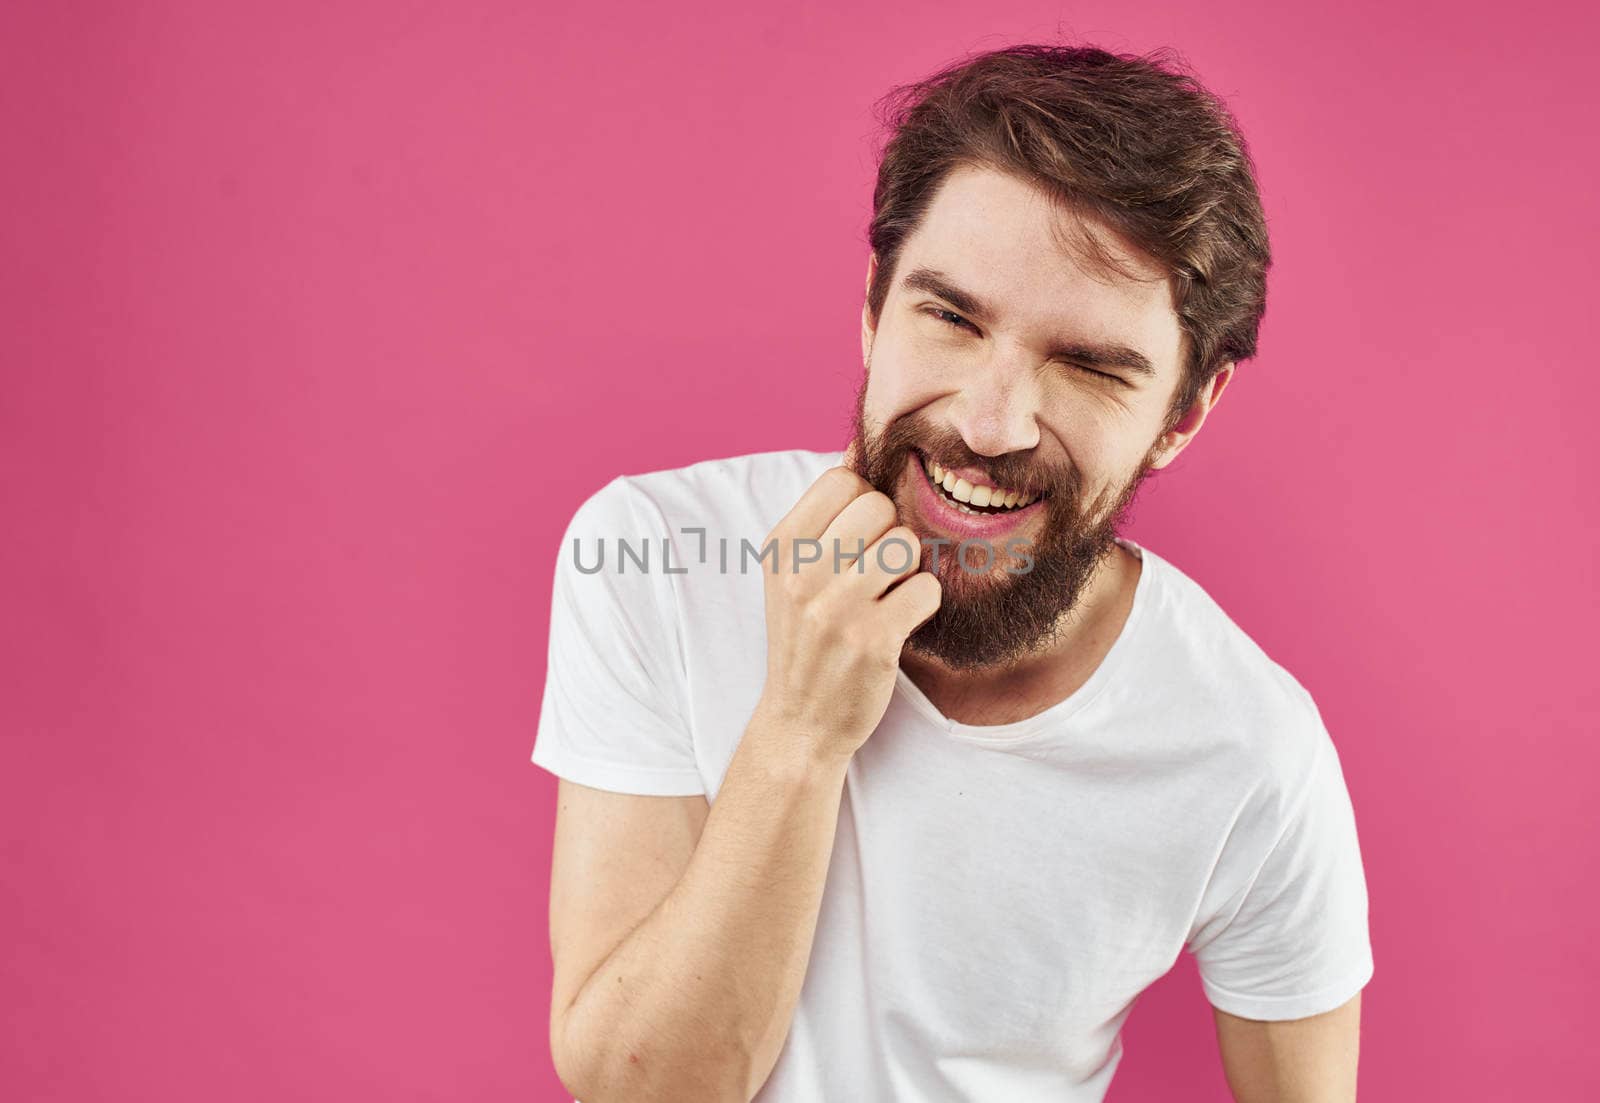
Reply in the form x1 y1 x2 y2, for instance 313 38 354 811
860 252 879 367
1149 363 1234 470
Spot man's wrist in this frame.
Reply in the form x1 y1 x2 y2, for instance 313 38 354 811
746 698 857 782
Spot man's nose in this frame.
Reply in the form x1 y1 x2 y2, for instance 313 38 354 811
947 350 1044 457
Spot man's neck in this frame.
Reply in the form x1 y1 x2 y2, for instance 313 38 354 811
898 541 1142 728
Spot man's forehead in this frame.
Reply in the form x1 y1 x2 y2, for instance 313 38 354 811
915 164 1169 286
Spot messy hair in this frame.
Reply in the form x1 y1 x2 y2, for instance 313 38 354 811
865 44 1272 428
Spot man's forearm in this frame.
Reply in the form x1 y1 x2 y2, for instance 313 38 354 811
555 707 852 1102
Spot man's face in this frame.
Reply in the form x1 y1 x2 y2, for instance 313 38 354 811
850 163 1197 670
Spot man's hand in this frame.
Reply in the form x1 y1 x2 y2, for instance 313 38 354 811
755 465 941 762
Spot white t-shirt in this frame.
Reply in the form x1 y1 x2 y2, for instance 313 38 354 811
532 448 1374 1102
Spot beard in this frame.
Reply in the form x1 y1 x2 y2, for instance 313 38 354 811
846 385 1160 671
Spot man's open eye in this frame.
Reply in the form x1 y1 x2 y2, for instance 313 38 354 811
924 306 976 332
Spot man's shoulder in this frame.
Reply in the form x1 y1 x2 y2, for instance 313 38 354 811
564 447 845 548
1137 543 1333 780
622 447 844 505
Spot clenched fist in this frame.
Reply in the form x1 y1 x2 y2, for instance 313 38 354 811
753 465 942 763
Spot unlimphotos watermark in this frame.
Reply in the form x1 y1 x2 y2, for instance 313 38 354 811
571 529 1035 576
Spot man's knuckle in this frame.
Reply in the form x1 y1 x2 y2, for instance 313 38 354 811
823 466 866 493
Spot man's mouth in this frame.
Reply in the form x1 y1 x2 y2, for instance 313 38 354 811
915 451 1042 516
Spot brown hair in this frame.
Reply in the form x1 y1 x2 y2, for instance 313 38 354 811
864 43 1272 430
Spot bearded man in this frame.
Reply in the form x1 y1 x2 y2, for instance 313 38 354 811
532 43 1374 1103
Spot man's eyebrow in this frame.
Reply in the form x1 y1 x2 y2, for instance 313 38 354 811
900 265 1159 379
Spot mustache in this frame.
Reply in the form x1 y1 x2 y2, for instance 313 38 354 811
864 416 1080 502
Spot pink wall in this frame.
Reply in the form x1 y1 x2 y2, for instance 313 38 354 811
3 2 1595 1099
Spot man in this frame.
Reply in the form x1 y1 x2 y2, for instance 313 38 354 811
532 44 1373 1103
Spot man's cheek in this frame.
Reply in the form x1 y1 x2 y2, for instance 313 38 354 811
867 351 955 417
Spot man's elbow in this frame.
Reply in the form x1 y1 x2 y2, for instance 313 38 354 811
549 1010 755 1103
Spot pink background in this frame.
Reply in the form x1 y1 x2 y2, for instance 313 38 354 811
4 1 1596 1099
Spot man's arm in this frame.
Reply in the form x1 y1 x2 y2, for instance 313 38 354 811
1212 991 1362 1102
549 716 853 1103
545 467 940 1102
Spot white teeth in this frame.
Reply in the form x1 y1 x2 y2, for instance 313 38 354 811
921 454 1035 512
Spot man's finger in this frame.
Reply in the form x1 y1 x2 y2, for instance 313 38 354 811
880 569 942 635
774 466 874 541
842 438 863 476
850 525 924 595
818 491 899 573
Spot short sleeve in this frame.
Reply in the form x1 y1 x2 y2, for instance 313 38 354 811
530 476 706 796
1188 735 1374 1020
